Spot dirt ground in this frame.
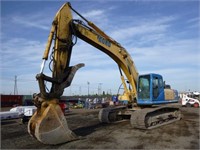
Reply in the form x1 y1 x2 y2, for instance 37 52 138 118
1 106 199 149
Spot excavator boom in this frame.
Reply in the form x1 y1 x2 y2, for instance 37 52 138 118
28 2 181 145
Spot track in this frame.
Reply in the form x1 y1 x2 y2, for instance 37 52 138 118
130 106 181 129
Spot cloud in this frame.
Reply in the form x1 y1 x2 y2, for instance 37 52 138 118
1 38 45 75
1 6 53 31
82 10 105 18
186 17 200 29
186 17 199 23
131 38 199 68
12 16 49 30
110 16 176 42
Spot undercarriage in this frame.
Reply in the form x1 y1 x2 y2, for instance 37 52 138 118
99 105 182 129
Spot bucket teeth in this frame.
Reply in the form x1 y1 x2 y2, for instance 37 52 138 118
28 100 77 145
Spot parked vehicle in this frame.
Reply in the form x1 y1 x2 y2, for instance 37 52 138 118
59 103 70 114
0 106 37 123
181 94 200 108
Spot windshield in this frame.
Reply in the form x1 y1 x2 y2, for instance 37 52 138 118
138 75 150 100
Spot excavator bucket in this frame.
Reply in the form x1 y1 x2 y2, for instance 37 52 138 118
28 99 77 145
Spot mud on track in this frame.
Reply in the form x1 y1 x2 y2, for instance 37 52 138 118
1 107 199 149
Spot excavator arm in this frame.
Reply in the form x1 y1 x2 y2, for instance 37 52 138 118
28 2 138 145
71 20 138 99
36 3 84 99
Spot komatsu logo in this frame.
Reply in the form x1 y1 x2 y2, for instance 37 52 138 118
97 35 111 47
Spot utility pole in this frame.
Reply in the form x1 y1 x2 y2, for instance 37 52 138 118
98 83 102 95
79 86 81 96
87 81 90 96
14 75 18 95
108 89 112 95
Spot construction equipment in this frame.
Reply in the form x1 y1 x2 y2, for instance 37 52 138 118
181 94 200 108
28 2 181 145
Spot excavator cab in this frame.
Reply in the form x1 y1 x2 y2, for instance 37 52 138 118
137 73 178 105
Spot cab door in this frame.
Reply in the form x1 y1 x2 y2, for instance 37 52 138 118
152 77 159 99
152 75 164 101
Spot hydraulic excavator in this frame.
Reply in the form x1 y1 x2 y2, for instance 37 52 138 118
28 2 181 145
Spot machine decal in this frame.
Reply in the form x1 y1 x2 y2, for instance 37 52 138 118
97 35 111 47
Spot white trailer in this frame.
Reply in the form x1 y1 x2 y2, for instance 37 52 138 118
0 106 37 122
10 106 37 116
0 111 20 120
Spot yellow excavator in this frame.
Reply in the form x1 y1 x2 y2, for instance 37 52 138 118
28 2 181 145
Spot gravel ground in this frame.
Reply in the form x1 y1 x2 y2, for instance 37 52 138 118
1 106 199 149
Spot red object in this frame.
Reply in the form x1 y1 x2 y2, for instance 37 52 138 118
59 103 67 113
1 95 23 107
194 103 199 108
